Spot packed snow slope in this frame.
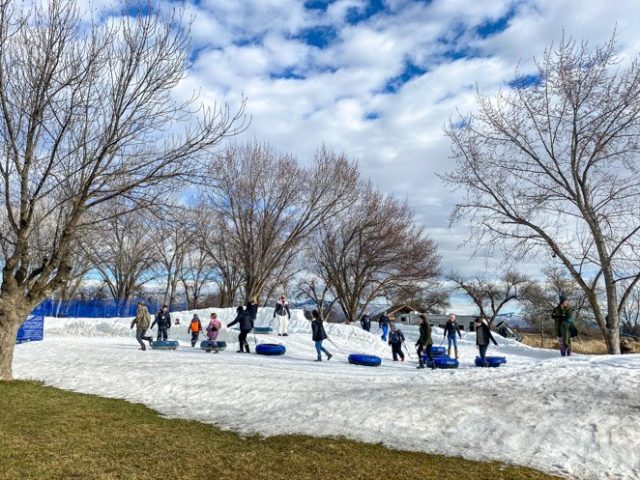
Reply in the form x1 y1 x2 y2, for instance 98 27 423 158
14 307 640 480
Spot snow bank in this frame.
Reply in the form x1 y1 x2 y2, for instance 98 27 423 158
14 308 640 480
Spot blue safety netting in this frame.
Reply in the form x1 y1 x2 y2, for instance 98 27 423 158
32 298 188 318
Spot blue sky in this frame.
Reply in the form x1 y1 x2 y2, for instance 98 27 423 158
93 0 640 312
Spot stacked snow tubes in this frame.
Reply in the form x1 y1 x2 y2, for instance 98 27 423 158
422 355 459 369
199 340 227 351
254 326 273 334
431 346 447 357
151 340 179 351
256 343 286 356
475 356 507 368
348 354 382 367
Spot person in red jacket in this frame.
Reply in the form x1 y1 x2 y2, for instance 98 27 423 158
188 314 203 347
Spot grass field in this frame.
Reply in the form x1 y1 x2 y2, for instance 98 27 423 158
0 381 561 480
520 333 640 354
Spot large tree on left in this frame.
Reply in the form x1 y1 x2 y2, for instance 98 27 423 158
0 0 244 379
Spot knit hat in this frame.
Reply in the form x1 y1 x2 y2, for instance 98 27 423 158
559 294 568 304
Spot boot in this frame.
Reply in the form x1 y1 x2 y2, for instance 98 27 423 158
315 357 322 362
140 344 146 351
326 353 332 361
244 343 250 353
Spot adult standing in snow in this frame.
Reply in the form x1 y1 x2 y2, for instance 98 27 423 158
311 309 332 362
273 294 291 336
360 311 371 332
188 314 203 347
205 312 222 353
246 297 259 325
388 323 406 362
552 295 574 357
378 313 390 341
151 304 172 341
416 314 434 369
443 314 462 359
228 306 254 353
130 302 153 351
475 316 498 367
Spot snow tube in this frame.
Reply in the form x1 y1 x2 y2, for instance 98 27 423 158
431 346 447 357
475 356 507 367
348 354 382 367
255 343 286 356
199 340 227 351
151 340 179 351
254 326 273 334
422 355 459 369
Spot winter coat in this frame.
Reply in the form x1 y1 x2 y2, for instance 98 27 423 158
552 306 574 344
379 315 390 328
246 302 259 321
206 319 221 341
151 311 172 330
418 322 432 346
274 301 291 318
476 320 498 347
188 318 203 334
311 318 328 341
443 320 462 339
360 315 371 330
228 311 254 331
389 328 405 344
131 305 151 331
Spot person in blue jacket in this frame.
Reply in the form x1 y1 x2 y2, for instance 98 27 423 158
388 323 405 362
227 306 254 353
311 309 332 362
443 314 462 359
378 313 390 341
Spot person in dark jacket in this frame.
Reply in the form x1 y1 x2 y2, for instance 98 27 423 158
311 309 332 362
246 297 259 323
273 294 291 336
443 314 462 360
151 304 172 341
130 302 153 351
388 323 405 362
187 314 203 347
378 314 390 341
475 316 498 367
415 314 434 369
551 295 574 356
228 306 254 353
360 312 371 332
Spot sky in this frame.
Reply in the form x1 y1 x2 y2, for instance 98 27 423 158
84 0 640 313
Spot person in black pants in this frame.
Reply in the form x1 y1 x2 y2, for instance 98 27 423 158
360 312 371 332
227 306 254 353
150 304 172 341
475 316 498 367
388 324 405 361
416 315 434 369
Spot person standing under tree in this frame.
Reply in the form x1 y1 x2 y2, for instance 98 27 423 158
552 295 574 357
443 314 462 359
360 311 371 332
378 313 390 341
273 294 291 336
475 316 498 367
311 309 332 362
416 314 434 369
188 314 203 347
151 304 171 341
388 323 406 362
246 297 259 326
130 302 153 351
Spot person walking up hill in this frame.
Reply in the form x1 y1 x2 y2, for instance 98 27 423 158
151 304 172 342
228 306 254 353
130 302 153 351
475 316 498 367
188 314 203 347
416 315 434 369
311 310 332 362
388 324 406 362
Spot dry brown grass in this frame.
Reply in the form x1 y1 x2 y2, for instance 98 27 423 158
0 381 561 480
520 333 640 355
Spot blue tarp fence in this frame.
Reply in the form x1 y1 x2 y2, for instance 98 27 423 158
31 298 188 318
16 315 44 344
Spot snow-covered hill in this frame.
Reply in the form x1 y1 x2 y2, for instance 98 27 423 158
13 307 640 480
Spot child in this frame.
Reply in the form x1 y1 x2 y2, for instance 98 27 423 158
311 310 332 362
205 312 222 353
388 323 405 362
475 316 498 367
416 314 434 369
188 314 203 347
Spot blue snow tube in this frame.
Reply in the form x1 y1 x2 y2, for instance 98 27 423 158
348 354 382 367
151 340 179 351
475 356 507 367
431 346 447 357
433 356 459 369
254 326 273 334
199 340 227 351
256 343 286 356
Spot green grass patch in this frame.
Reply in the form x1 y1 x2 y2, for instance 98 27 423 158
0 381 560 480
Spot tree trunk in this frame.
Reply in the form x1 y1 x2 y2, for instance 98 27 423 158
0 308 26 381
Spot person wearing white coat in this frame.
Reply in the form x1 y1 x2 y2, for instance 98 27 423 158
273 294 291 336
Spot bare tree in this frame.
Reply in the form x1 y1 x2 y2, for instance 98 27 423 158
294 276 338 319
313 183 441 323
390 283 451 314
0 0 244 379
619 282 640 338
444 35 640 353
205 142 359 303
180 239 216 309
448 270 530 325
